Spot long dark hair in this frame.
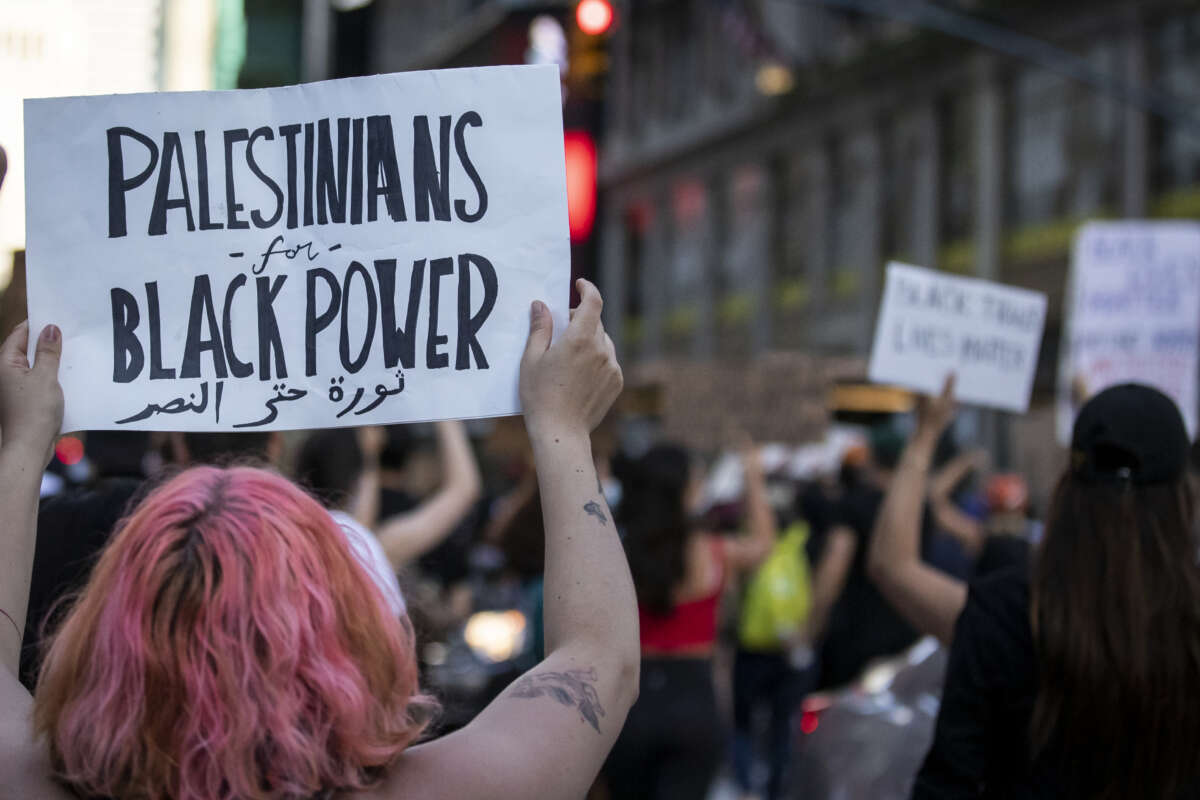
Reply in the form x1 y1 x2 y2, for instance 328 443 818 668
618 444 692 617
1032 474 1200 798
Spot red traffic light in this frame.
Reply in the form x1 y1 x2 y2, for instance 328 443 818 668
564 131 597 242
576 0 613 36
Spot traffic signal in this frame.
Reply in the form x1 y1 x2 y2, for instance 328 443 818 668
567 0 613 96
576 0 613 36
564 130 597 242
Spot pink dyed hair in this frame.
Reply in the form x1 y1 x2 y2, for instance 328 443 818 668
33 466 433 800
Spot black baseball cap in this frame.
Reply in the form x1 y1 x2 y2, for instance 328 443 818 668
1071 383 1189 485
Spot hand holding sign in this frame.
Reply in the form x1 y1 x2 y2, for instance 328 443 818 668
868 263 1047 412
520 279 622 439
0 322 63 466
913 374 956 446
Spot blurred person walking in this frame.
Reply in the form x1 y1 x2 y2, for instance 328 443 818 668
0 280 644 800
913 383 1200 798
603 441 776 800
730 506 815 800
802 430 932 691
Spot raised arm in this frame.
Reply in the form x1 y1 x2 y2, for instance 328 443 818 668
347 426 386 529
929 448 982 501
801 525 857 644
481 471 537 545
722 443 778 572
0 322 76 799
866 376 967 644
928 449 986 558
385 280 637 800
375 420 482 568
0 323 62 677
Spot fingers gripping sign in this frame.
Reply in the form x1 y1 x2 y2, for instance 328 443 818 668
0 321 65 465
916 373 957 441
521 279 622 438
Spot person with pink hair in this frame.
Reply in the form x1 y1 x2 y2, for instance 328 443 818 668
0 279 637 800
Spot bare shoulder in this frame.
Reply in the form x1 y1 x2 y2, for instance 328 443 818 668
347 647 632 800
342 751 435 800
345 738 490 800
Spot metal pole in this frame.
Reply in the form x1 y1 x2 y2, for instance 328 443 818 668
303 0 332 83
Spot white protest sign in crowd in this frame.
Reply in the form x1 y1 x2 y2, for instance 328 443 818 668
24 66 570 432
868 262 1047 413
1056 222 1200 441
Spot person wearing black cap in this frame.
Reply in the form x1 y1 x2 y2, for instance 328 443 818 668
913 382 1200 799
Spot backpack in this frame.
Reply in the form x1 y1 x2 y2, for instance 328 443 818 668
737 521 813 652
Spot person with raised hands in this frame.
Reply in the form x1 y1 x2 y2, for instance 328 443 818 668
0 278 639 800
866 375 1037 645
866 375 971 644
0 321 73 799
0 323 64 679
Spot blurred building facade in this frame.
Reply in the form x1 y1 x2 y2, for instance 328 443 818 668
330 0 1200 492
592 0 1200 491
240 0 1200 491
0 0 245 292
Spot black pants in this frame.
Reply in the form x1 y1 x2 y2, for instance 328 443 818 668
732 649 814 800
604 657 722 800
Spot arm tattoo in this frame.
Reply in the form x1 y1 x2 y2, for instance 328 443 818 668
510 667 607 733
583 500 608 526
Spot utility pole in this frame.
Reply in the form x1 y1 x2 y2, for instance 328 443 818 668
303 0 332 82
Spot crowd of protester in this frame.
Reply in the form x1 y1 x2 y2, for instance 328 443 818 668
0 282 1199 799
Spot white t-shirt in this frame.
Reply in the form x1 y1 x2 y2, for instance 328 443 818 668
329 509 406 617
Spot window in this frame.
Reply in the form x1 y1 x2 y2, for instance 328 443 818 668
664 180 707 352
722 164 767 302
670 180 707 303
622 203 650 354
772 150 826 348
940 92 974 244
886 113 927 263
1151 13 1200 193
1006 49 1120 228
1008 69 1071 226
830 130 880 300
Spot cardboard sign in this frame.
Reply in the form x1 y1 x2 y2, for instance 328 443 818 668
1056 222 1200 442
24 66 570 431
868 262 1047 412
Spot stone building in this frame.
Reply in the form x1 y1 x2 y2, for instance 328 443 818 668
339 0 1200 496
593 0 1200 495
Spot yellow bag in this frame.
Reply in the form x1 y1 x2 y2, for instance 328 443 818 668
737 522 812 652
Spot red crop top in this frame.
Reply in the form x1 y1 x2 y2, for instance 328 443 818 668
638 540 725 652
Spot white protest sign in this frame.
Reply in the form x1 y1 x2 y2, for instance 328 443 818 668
868 262 1047 412
24 66 570 432
1056 222 1200 442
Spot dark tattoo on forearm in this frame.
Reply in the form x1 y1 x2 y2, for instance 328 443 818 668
510 667 607 733
583 500 608 526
